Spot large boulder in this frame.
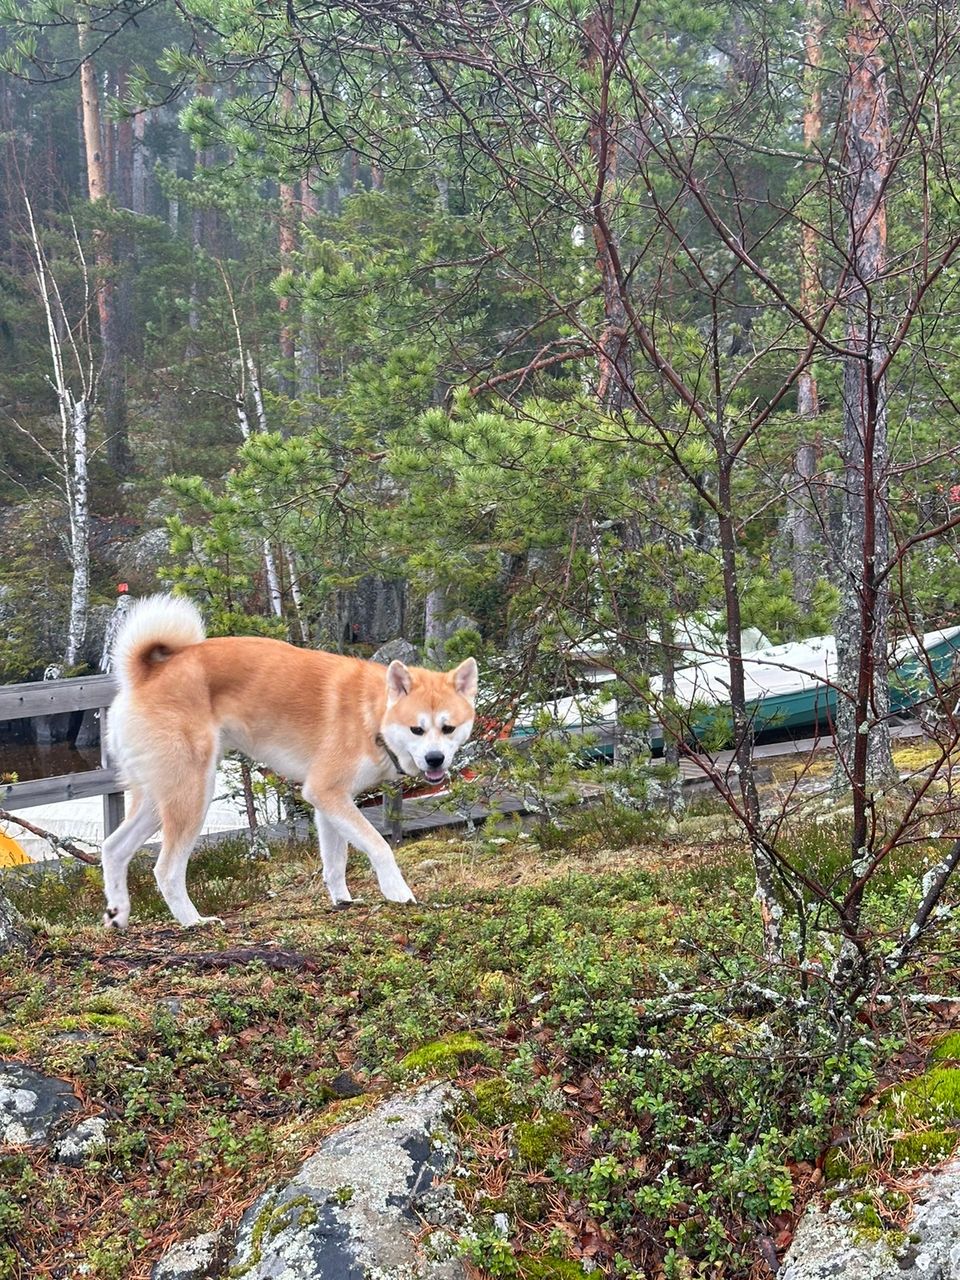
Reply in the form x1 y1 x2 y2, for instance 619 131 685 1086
230 1084 464 1280
371 638 420 667
151 1229 232 1280
782 1158 960 1279
152 1084 466 1280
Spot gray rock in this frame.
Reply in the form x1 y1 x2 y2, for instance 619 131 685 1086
0 893 31 955
126 526 171 579
151 1228 232 1280
782 1158 960 1279
228 1083 465 1280
54 1114 109 1166
343 576 406 647
0 1061 80 1145
372 639 421 667
438 615 479 642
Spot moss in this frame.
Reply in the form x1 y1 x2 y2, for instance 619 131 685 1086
229 1193 317 1277
472 1077 524 1127
513 1115 573 1169
229 1191 279 1278
928 1031 960 1064
844 1191 884 1232
883 1068 960 1127
889 1128 958 1172
0 1032 17 1053
519 1256 590 1280
823 1146 853 1184
480 1177 548 1221
401 1032 498 1076
82 1013 135 1032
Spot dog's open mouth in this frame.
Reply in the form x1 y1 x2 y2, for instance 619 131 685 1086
423 767 447 784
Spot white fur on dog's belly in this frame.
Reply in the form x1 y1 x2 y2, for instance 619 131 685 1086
220 730 308 784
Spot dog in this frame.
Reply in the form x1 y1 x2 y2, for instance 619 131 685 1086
100 594 477 928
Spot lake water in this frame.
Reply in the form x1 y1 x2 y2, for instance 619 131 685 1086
0 742 101 782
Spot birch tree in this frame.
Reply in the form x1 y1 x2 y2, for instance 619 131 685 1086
22 194 95 671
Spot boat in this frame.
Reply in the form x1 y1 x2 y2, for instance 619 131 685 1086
510 625 960 756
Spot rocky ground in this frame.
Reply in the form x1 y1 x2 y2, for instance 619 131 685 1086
2 811 960 1280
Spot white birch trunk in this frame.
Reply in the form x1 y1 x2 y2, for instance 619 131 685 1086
234 384 284 620
63 397 90 668
285 548 309 642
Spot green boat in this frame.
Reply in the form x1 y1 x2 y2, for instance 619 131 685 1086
512 625 960 755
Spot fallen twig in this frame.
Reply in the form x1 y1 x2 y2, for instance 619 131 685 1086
0 807 100 865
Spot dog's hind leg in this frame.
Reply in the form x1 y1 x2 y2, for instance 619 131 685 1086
315 813 351 906
153 762 219 928
102 791 160 930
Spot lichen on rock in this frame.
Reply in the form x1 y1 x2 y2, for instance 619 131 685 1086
226 1083 467 1280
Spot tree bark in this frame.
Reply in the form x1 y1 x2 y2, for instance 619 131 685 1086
278 86 299 402
79 21 130 476
788 0 824 612
424 586 447 664
0 888 30 954
834 0 895 796
131 109 147 215
64 397 90 668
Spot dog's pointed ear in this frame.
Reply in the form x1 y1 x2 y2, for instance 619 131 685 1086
386 660 413 705
449 656 478 704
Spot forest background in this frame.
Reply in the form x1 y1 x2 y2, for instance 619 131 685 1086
3 0 960 1006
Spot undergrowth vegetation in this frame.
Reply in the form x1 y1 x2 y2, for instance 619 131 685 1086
1 819 957 1279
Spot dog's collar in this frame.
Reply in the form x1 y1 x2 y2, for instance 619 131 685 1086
376 733 410 778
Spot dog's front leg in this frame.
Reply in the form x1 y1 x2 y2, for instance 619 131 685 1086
305 786 415 905
315 812 351 906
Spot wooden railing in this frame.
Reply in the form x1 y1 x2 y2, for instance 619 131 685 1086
0 674 125 836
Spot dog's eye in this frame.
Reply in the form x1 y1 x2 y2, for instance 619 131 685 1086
441 724 456 735
410 726 425 736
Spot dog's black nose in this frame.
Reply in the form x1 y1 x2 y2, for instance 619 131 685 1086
425 751 445 769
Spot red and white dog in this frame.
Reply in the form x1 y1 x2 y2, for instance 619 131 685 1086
101 595 477 928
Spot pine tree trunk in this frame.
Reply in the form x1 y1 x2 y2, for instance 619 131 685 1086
131 110 147 215
834 0 895 794
78 21 130 476
277 87 298 402
0 888 30 954
789 0 824 612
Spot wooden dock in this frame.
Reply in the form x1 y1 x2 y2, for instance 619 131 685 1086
0 670 930 852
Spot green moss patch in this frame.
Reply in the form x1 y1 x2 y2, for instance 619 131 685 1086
472 1077 525 1127
890 1128 958 1172
883 1067 960 1127
519 1255 591 1280
929 1031 960 1064
400 1032 498 1076
514 1115 573 1169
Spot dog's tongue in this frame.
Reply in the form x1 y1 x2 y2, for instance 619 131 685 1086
424 768 447 784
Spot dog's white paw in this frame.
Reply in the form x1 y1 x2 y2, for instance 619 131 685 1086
382 885 416 905
103 906 128 930
185 914 224 929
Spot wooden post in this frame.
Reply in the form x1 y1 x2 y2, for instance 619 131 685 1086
99 703 124 837
383 786 403 846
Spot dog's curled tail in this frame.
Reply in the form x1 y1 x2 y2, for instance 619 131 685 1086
111 594 206 689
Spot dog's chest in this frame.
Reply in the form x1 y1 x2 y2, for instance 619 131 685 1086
349 754 394 796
